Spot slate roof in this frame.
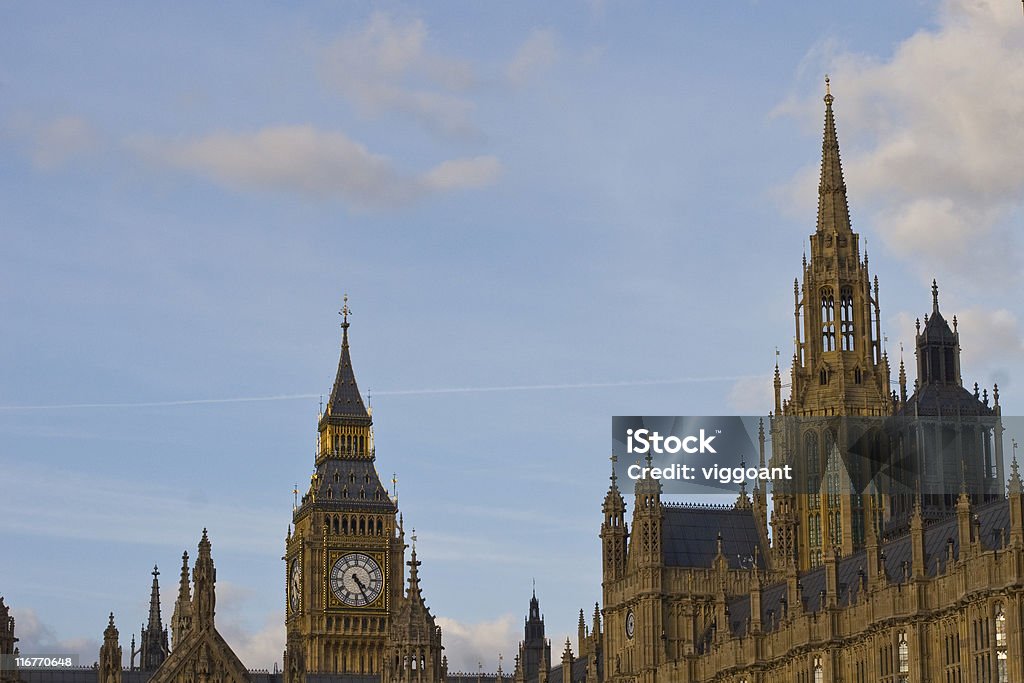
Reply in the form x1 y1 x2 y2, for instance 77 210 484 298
545 656 589 683
662 505 768 570
324 324 370 423
725 498 1011 637
296 458 396 518
900 382 994 418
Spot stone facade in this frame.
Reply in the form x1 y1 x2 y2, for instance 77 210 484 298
600 82 1023 683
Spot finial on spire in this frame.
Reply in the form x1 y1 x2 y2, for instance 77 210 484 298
609 453 618 487
1010 439 1020 489
932 279 939 312
824 74 831 98
340 294 351 329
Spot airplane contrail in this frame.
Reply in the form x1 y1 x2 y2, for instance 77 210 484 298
0 374 764 411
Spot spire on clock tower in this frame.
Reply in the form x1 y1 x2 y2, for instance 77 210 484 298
323 295 371 425
316 296 375 465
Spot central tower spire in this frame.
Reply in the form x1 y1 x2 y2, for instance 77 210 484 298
772 78 892 570
817 75 853 236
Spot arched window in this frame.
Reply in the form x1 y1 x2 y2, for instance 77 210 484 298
840 287 855 350
813 656 823 683
854 367 862 384
821 288 836 351
819 368 828 385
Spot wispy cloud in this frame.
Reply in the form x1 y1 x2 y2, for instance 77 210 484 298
507 29 559 86
321 12 479 139
435 614 517 673
132 126 499 207
0 374 763 411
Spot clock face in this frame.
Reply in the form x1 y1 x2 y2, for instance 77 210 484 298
625 610 635 639
330 553 384 607
289 559 301 613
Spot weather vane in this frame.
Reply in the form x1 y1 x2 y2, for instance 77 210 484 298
340 294 350 326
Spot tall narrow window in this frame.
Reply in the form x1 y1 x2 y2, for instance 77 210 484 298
821 288 836 351
840 287 855 350
898 631 909 681
996 603 1007 683
813 656 823 683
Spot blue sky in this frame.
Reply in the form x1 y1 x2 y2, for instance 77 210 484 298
2 0 1023 671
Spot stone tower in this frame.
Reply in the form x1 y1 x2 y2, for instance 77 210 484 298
771 79 893 570
285 299 405 674
519 589 550 682
886 281 1005 530
382 542 445 683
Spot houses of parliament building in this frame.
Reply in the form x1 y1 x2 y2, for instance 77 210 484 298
2 82 1022 683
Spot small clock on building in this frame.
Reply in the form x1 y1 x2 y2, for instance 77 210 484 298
625 610 635 639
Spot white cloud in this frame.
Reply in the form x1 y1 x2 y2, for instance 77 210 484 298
215 581 285 670
133 126 499 207
950 307 1024 383
779 0 1024 283
322 13 478 139
507 29 559 86
435 614 517 673
11 608 102 666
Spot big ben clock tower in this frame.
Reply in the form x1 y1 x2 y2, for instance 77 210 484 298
284 298 405 675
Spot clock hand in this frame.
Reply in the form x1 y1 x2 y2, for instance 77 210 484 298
352 575 372 603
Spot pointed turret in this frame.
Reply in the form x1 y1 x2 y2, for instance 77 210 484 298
560 639 574 683
170 551 192 648
192 529 216 631
577 609 586 654
817 76 852 235
910 487 926 579
139 565 169 670
98 613 122 683
383 538 444 683
600 455 627 583
1010 443 1022 548
630 453 663 570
